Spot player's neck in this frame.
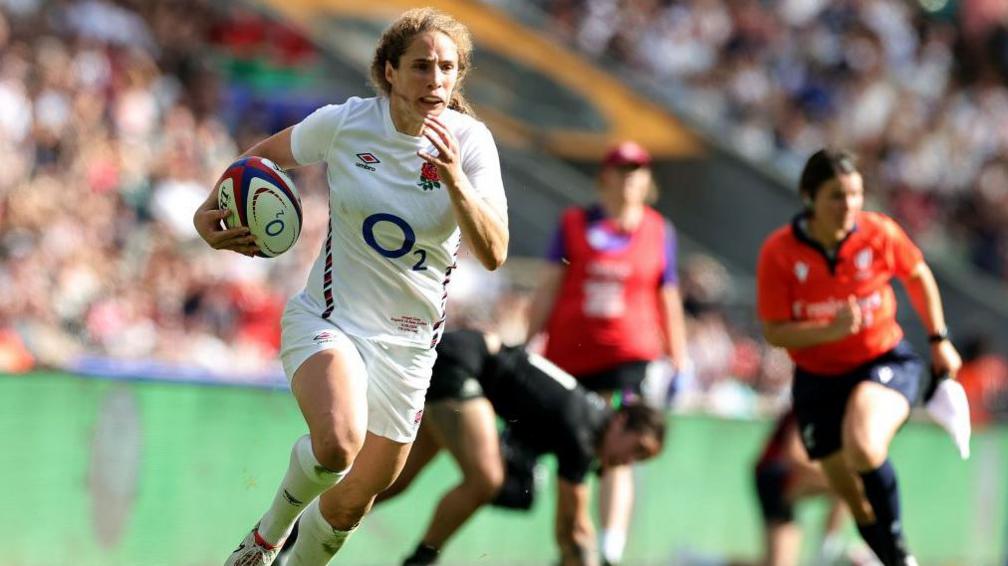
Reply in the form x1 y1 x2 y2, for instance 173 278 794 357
805 216 846 251
599 199 643 231
389 98 424 136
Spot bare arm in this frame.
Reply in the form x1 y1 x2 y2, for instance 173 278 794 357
761 296 861 350
526 263 564 342
902 262 948 341
902 262 962 376
238 127 298 167
555 479 598 566
421 116 508 270
192 127 298 255
660 284 690 371
445 172 508 270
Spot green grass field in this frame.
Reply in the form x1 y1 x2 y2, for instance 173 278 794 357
1 372 1004 565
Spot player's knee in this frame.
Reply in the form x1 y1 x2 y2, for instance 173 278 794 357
754 463 795 524
467 461 505 502
380 476 410 500
845 439 888 470
312 429 364 471
842 429 887 470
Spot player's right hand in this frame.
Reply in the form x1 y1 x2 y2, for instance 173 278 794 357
831 295 862 338
193 200 260 256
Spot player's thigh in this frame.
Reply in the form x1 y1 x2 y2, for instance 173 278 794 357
281 310 369 464
356 338 436 444
787 467 832 500
842 381 909 454
427 398 503 484
331 432 414 500
842 342 921 453
383 418 442 498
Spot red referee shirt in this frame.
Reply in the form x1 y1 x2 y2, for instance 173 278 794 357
756 211 923 375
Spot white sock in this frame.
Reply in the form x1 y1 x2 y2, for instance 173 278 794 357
600 529 627 564
819 532 845 562
258 435 349 545
286 498 355 566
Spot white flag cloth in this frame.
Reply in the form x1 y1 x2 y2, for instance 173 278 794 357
925 378 972 460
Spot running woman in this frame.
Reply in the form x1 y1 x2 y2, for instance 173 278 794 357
756 148 961 566
193 9 508 565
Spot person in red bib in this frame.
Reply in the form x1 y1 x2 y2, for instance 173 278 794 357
756 148 962 566
527 140 688 566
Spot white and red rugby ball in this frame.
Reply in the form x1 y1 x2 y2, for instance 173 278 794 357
216 156 302 257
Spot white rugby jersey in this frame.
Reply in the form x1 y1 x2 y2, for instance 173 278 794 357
290 96 507 348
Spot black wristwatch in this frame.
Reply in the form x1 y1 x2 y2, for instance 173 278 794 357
928 329 950 344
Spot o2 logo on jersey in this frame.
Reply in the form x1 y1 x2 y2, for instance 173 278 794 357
362 212 428 271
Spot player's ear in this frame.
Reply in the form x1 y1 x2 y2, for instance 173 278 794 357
385 60 396 86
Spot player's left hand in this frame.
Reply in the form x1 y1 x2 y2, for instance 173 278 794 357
930 339 962 378
419 114 464 186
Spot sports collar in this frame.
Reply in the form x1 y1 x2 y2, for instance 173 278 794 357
790 211 860 274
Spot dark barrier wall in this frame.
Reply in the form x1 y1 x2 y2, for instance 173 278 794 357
2 373 1003 565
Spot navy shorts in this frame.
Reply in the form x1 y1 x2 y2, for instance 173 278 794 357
791 341 925 460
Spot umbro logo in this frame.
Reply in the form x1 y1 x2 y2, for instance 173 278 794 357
355 152 380 171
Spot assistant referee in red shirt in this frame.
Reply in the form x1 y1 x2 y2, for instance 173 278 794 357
756 148 962 566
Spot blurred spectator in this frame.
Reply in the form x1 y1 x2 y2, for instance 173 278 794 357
957 335 1008 426
671 253 790 417
0 323 33 372
0 0 325 384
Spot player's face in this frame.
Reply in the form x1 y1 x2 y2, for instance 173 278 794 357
600 425 661 468
812 172 863 235
599 164 652 207
386 31 459 122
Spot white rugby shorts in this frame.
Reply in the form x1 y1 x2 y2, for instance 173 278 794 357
279 293 435 443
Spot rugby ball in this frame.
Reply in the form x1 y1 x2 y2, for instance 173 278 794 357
215 156 302 257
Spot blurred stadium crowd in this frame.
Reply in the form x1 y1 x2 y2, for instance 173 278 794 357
0 0 330 382
538 0 1008 280
0 0 1005 422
